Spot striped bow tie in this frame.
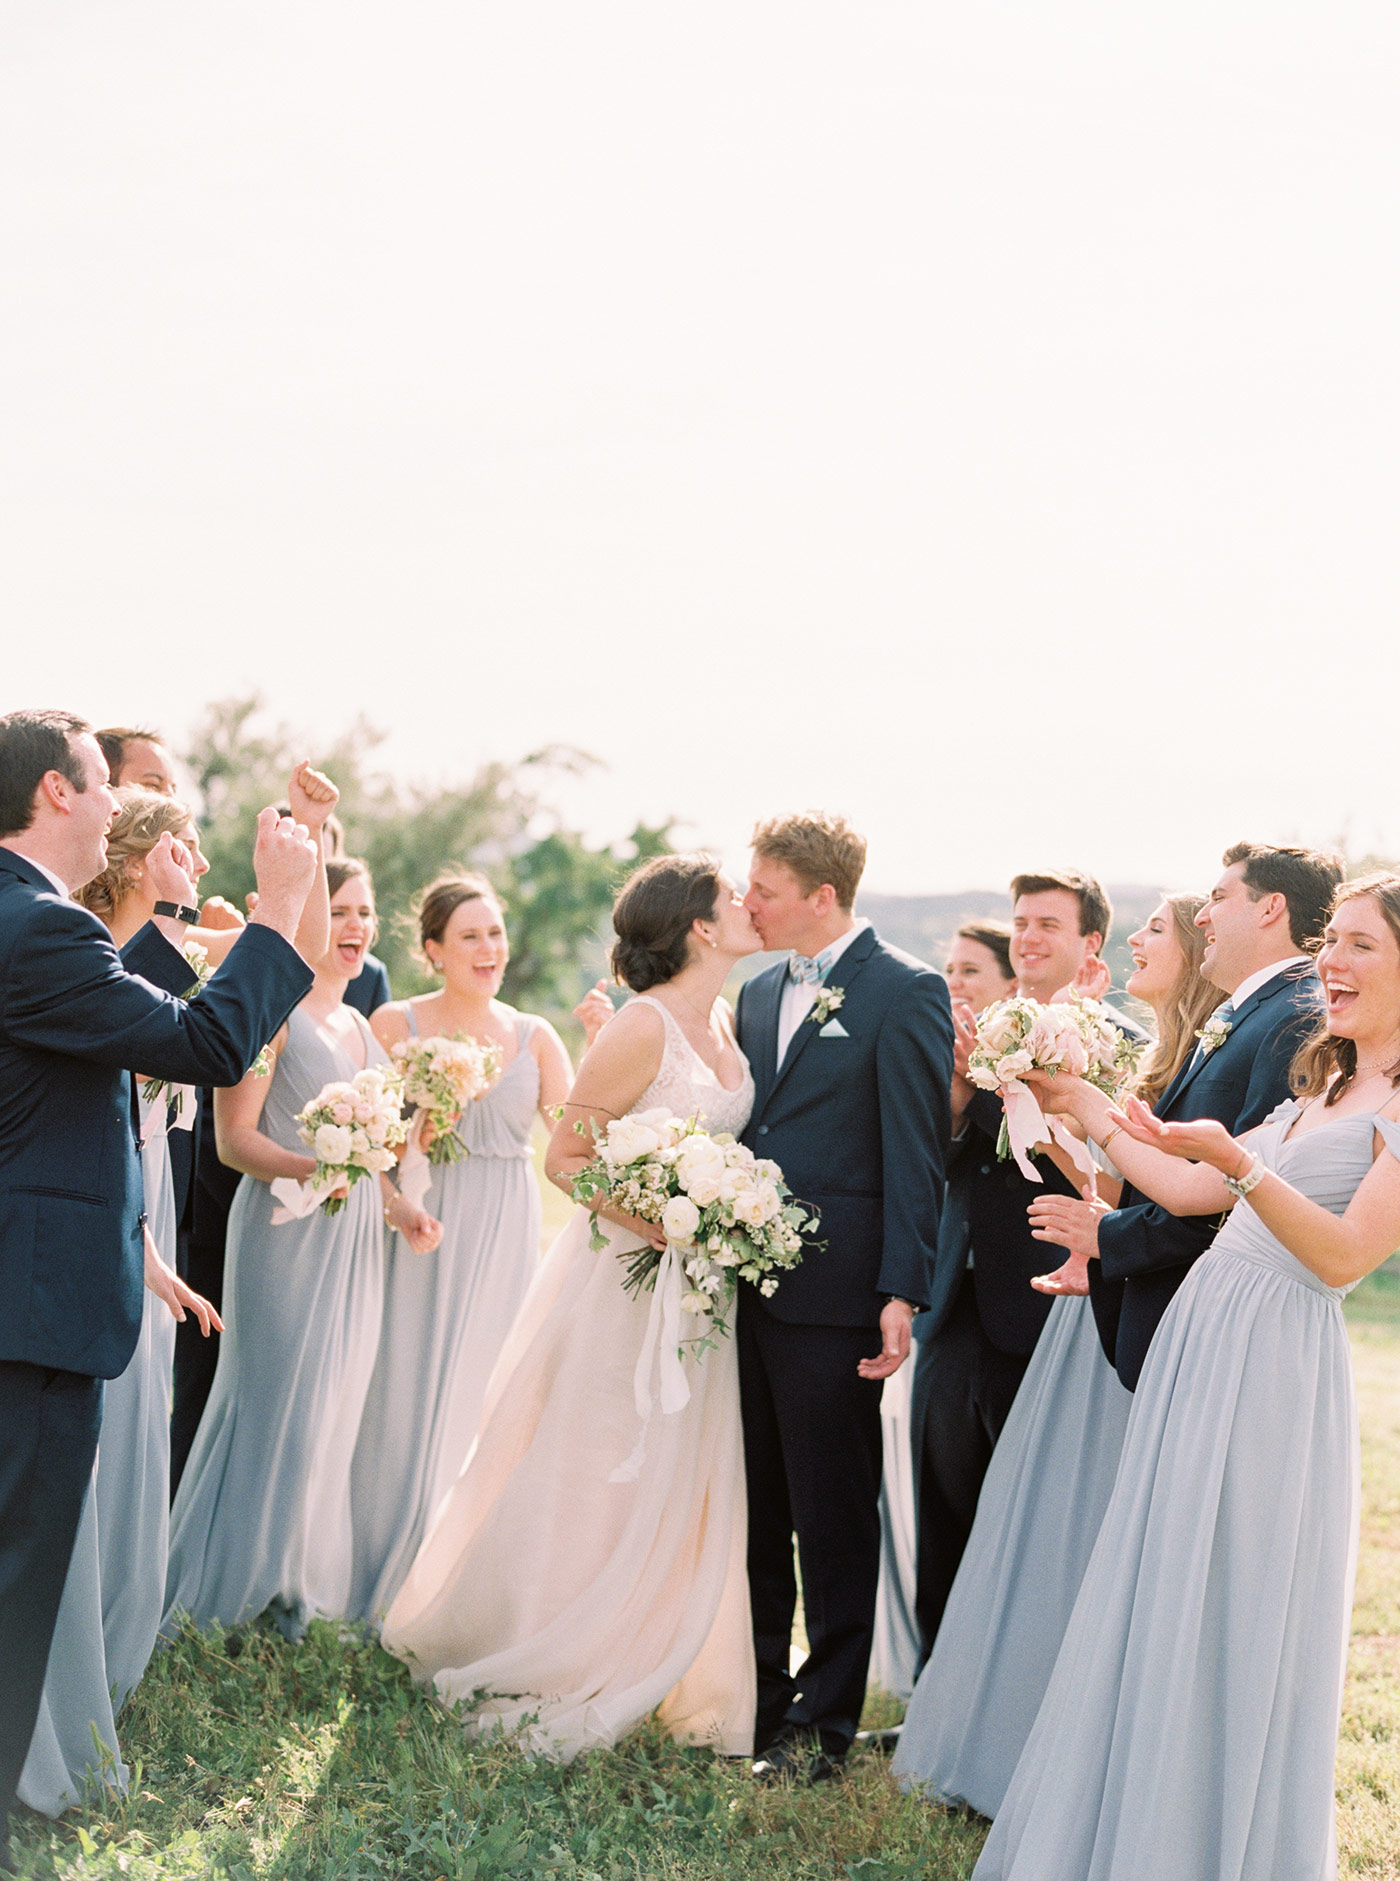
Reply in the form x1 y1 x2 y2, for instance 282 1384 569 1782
788 950 834 986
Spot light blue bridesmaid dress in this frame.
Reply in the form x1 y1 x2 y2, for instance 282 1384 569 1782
975 1101 1382 1881
164 1005 388 1638
18 1087 180 1814
348 1009 544 1621
892 1294 1131 1813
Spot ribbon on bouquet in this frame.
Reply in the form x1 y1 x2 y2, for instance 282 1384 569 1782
1000 1078 1098 1185
396 1111 434 1214
609 1241 695 1485
269 1173 346 1224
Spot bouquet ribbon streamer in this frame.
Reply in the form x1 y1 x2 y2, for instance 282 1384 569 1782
396 1111 434 1213
610 1241 693 1484
268 1175 343 1224
1001 1079 1098 1185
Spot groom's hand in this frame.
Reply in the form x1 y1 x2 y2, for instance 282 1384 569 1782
858 1298 914 1379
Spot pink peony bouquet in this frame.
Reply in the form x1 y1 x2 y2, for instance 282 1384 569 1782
271 1066 407 1220
968 995 1142 1181
392 1032 505 1168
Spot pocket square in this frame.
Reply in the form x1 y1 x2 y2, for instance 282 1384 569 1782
819 1018 849 1037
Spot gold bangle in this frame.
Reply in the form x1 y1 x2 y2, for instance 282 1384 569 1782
1099 1123 1124 1152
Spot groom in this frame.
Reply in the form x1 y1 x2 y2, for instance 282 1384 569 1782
736 813 953 1779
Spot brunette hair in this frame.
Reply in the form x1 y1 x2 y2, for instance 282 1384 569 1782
610 853 724 993
95 725 164 778
954 919 1014 982
1291 872 1400 1106
414 871 503 969
750 812 866 911
1132 894 1226 1111
1220 841 1342 953
1009 869 1113 947
0 709 91 838
77 789 193 923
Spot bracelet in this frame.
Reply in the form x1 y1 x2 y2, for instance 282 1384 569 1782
154 900 200 925
1099 1123 1124 1153
1222 1152 1266 1200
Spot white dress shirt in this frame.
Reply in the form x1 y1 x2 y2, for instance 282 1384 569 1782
776 918 869 1067
1227 955 1312 1012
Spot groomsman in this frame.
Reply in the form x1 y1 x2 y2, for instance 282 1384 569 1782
1078 842 1339 1388
0 711 317 1868
910 869 1146 1660
736 814 953 1780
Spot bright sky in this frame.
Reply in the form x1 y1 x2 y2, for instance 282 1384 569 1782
4 3 1398 893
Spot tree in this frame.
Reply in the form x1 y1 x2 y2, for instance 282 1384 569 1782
182 697 672 1036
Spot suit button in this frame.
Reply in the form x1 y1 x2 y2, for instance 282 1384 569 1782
758 1125 769 1136
138 1211 148 1226
980 1165 991 1175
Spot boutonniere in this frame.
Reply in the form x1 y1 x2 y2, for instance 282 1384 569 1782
1196 1012 1232 1057
809 985 845 1027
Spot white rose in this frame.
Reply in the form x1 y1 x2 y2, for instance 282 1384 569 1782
687 1176 722 1208
976 1002 1024 1055
313 1123 352 1165
755 1181 782 1222
366 1146 397 1173
675 1138 727 1190
662 1195 701 1243
994 1050 1034 1084
732 1189 767 1228
601 1119 663 1166
723 1142 756 1168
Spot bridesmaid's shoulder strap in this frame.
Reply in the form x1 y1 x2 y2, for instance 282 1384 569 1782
404 1000 421 1038
1372 1112 1400 1161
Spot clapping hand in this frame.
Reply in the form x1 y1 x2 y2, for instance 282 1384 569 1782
198 895 245 932
1028 1183 1108 1294
951 1000 978 1081
288 760 340 837
143 1225 223 1335
574 980 616 1048
1111 1094 1240 1170
1051 954 1112 1005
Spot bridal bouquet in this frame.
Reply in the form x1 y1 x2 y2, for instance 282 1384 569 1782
392 1033 505 1167
968 995 1142 1182
571 1111 815 1347
271 1066 407 1220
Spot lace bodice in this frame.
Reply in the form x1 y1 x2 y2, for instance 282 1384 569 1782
1210 1098 1400 1300
628 995 754 1137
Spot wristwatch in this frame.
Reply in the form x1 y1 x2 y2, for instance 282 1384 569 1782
1222 1153 1266 1200
153 900 200 925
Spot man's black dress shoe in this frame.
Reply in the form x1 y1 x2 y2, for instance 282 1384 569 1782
751 1731 846 1785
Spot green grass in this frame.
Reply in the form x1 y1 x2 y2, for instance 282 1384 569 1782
11 1270 1399 1880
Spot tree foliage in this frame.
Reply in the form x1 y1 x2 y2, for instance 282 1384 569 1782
183 697 672 1032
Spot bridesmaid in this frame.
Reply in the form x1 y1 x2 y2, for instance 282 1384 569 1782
19 790 223 1816
869 921 1015 1702
974 874 1400 1880
164 858 441 1638
349 873 573 1620
893 895 1220 1816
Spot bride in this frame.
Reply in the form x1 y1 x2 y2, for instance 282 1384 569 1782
382 853 764 1758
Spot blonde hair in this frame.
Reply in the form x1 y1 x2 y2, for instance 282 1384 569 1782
1133 893 1226 1111
750 812 866 911
77 788 192 924
1292 872 1400 1106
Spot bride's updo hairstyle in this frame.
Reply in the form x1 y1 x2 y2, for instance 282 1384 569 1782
610 853 724 993
78 788 191 922
1293 871 1400 1107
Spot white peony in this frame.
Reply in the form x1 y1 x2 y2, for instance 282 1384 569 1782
601 1119 664 1166
755 1181 782 1222
732 1189 768 1229
686 1175 722 1208
662 1195 702 1243
313 1123 352 1164
994 1049 1035 1084
675 1136 727 1190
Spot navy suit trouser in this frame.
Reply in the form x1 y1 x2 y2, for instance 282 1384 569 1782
738 1297 884 1757
0 1361 103 1854
909 1272 1030 1664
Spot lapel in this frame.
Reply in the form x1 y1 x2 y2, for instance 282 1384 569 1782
745 962 787 1119
765 923 881 1111
1159 965 1317 1118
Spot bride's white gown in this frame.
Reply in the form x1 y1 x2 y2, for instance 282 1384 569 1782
382 995 757 1758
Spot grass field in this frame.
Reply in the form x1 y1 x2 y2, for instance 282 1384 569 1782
10 1268 1399 1880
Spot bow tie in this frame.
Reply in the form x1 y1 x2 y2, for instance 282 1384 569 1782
788 950 834 986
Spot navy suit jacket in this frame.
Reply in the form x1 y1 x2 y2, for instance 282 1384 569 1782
345 953 392 1018
734 926 954 1328
1092 963 1322 1389
922 1005 1150 1358
0 848 313 1378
